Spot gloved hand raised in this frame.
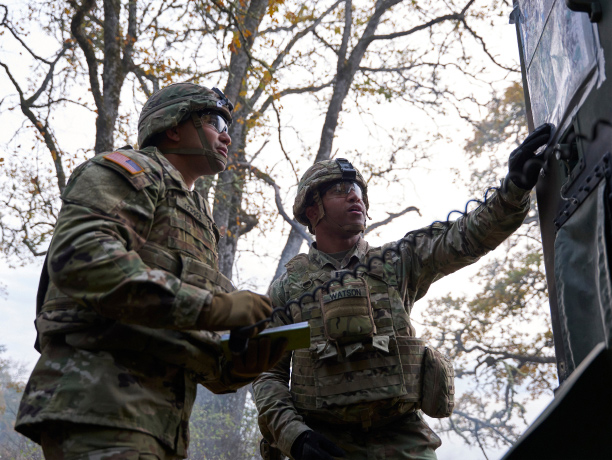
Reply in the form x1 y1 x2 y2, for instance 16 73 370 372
230 336 288 378
291 430 346 460
508 123 554 189
197 290 272 336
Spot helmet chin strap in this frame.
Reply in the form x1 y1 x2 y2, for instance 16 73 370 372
324 216 365 236
159 113 227 174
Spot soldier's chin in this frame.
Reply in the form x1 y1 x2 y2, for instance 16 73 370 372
343 223 365 235
206 154 227 174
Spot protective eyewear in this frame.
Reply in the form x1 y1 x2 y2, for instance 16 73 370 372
321 181 363 199
198 112 229 134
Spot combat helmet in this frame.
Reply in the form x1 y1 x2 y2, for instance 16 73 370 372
138 82 234 172
294 158 369 234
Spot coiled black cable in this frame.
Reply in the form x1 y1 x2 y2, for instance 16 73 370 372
229 184 507 353
230 120 612 352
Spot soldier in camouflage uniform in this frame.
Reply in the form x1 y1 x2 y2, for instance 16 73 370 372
15 82 285 459
253 124 553 460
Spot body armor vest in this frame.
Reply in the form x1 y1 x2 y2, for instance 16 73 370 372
37 150 233 380
285 249 426 423
135 172 233 294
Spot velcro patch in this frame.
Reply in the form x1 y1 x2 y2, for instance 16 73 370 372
323 288 366 303
103 152 143 175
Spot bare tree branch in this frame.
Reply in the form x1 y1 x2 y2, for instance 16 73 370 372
337 0 352 65
69 0 102 110
366 0 474 44
253 80 334 122
313 30 339 55
364 206 421 235
271 100 299 183
465 345 556 365
121 0 138 73
461 20 519 73
0 60 67 193
234 161 313 245
27 43 72 105
246 0 343 111
452 409 516 445
1 5 54 64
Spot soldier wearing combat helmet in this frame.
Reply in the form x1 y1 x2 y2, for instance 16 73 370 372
15 82 286 459
254 126 552 460
293 158 370 236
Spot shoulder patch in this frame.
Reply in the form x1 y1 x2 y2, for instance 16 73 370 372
285 253 309 273
103 152 144 175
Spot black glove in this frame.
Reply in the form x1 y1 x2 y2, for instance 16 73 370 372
291 430 345 460
260 438 284 460
507 123 554 189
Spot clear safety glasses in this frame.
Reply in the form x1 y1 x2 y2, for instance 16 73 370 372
322 181 364 199
198 112 229 134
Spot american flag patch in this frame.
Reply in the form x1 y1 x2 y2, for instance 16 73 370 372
103 152 143 175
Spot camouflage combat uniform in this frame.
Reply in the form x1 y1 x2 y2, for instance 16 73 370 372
15 145 247 457
253 180 531 459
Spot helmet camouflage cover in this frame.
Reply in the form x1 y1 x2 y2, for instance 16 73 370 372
138 82 233 148
293 158 369 230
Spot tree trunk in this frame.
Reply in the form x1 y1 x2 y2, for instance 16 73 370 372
71 0 134 155
272 0 391 278
271 228 307 285
94 0 122 153
204 1 269 454
192 386 249 458
214 0 269 279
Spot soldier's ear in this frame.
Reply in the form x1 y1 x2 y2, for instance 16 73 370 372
305 205 319 227
164 126 181 142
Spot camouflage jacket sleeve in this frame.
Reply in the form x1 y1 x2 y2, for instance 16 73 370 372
400 179 531 302
47 153 210 330
252 277 311 456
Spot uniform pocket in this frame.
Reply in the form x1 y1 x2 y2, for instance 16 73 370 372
179 254 234 294
395 336 426 402
421 346 455 418
320 278 375 344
